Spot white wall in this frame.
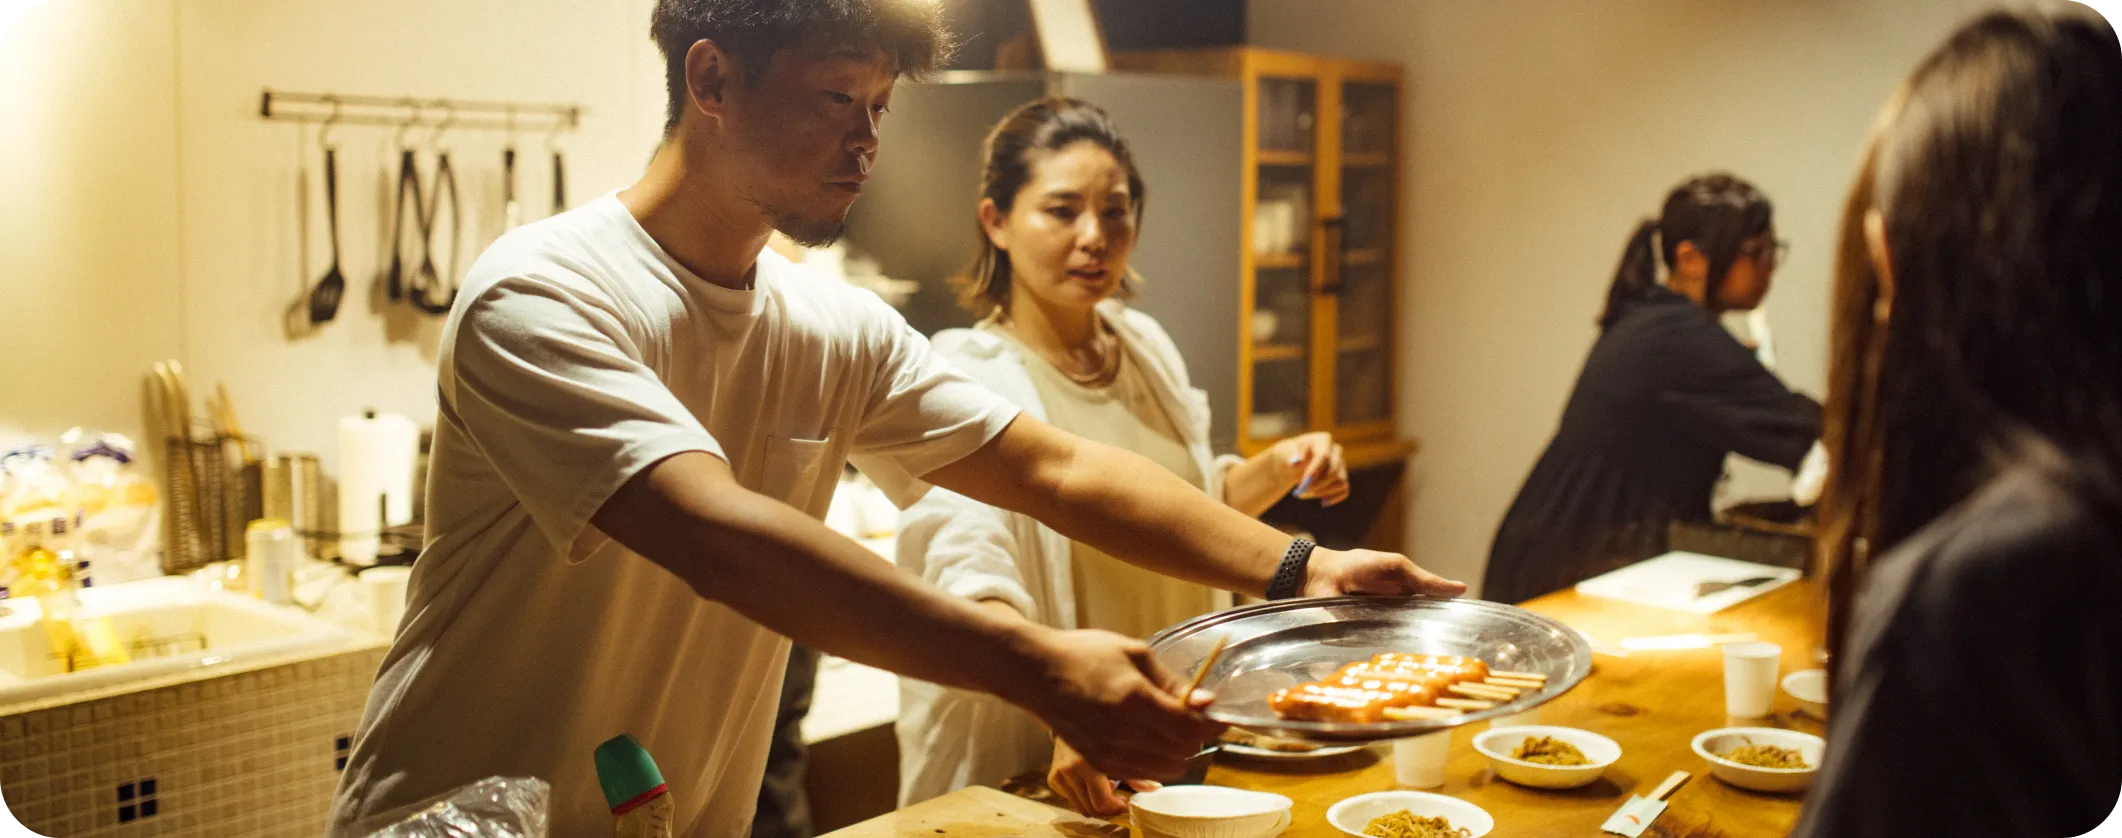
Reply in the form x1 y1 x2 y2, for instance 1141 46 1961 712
2 0 664 457
1 0 184 445
1247 0 1997 594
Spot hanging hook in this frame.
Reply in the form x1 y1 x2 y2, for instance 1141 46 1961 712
503 107 522 229
548 107 569 214
318 95 341 150
394 99 422 149
548 107 570 147
428 101 456 151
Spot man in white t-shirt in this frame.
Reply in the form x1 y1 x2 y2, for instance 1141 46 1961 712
327 2 1466 836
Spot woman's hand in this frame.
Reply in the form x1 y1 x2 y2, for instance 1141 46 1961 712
1272 432 1351 506
1047 736 1156 818
1225 432 1351 515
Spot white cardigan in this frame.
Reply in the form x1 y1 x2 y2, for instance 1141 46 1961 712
894 301 1243 805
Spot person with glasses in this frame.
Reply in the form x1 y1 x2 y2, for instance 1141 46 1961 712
1481 173 1821 605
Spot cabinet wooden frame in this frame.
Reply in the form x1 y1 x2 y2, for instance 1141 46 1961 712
1115 48 1409 468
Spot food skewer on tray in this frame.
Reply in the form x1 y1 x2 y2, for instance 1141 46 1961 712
1269 653 1550 722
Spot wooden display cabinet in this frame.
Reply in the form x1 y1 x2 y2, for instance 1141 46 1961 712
1116 47 1415 472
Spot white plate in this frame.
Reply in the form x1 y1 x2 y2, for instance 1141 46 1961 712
1217 741 1365 760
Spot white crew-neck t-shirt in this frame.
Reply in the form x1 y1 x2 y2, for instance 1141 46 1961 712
327 194 1020 838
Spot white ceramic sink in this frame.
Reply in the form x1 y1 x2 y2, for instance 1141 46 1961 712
0 575 358 706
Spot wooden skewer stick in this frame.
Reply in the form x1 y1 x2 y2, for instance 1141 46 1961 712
1181 634 1230 700
1450 683 1517 701
1382 706 1462 721
1491 670 1547 682
1436 697 1496 710
1452 680 1518 696
1648 770 1691 801
1486 677 1545 690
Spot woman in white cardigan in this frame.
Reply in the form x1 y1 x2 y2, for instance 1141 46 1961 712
895 98 1355 815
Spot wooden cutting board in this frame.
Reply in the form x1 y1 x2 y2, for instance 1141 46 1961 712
822 786 1128 838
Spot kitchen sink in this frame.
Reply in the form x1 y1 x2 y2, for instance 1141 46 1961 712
0 575 359 707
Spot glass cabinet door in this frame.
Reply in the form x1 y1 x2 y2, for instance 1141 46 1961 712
1334 80 1396 428
1249 76 1317 442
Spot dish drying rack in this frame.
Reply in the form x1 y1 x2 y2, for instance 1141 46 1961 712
159 430 260 575
149 361 264 574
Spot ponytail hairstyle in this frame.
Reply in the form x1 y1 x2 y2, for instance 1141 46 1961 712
1597 173 1775 328
955 97 1145 317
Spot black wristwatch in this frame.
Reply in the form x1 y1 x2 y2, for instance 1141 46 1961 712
1265 537 1317 600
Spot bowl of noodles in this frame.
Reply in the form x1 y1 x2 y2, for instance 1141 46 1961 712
1691 727 1824 793
1471 725 1620 789
1325 790 1492 838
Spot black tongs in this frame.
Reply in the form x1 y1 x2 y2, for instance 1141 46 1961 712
410 149 459 314
384 145 459 315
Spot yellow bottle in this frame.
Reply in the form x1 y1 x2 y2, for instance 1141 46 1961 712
9 518 129 672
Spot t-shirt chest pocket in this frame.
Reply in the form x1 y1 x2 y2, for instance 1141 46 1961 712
760 435 835 518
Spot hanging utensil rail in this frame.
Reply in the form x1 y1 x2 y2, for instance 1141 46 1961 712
259 90 581 133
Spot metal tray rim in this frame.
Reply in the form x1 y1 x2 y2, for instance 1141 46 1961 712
1148 595 1594 742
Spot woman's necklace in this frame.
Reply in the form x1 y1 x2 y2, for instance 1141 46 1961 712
1000 317 1121 387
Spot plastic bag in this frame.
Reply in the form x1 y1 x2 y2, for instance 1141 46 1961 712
62 430 162 585
1 445 72 521
355 776 551 838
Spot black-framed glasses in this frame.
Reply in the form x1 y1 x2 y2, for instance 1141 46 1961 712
1744 237 1791 269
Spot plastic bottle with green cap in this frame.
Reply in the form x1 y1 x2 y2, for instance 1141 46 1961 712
595 734 675 838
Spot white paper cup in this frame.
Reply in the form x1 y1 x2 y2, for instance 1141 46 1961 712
1722 641 1782 718
360 566 413 637
1393 731 1452 789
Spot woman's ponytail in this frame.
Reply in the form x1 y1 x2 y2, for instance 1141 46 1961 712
1597 218 1661 328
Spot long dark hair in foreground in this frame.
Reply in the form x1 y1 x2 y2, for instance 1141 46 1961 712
1819 8 2122 663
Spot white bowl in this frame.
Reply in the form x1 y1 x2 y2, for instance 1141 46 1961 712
1325 790 1493 838
1782 669 1828 719
1471 725 1621 790
1691 727 1825 794
1130 786 1293 838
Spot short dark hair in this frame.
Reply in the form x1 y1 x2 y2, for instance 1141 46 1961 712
650 0 954 134
956 97 1146 317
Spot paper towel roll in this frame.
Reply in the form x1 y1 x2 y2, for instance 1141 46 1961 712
338 411 419 566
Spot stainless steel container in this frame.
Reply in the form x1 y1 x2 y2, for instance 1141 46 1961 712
261 453 324 558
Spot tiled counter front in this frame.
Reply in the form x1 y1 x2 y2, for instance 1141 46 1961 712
1 645 387 837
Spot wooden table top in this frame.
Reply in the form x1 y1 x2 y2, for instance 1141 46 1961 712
1200 581 1828 838
826 581 1828 838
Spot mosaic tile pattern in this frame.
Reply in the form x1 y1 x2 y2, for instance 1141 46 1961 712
1 647 385 837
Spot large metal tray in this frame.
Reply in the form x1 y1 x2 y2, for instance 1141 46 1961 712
1147 596 1592 742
